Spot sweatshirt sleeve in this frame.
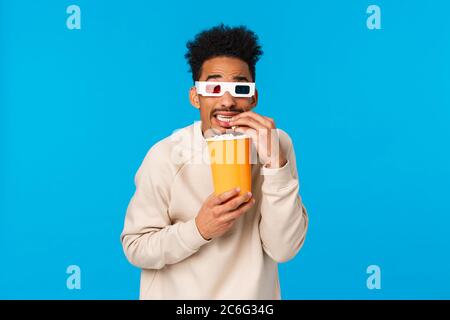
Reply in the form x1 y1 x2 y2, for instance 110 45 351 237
120 143 211 270
258 135 309 263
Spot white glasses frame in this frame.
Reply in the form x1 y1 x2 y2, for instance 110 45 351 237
195 81 256 98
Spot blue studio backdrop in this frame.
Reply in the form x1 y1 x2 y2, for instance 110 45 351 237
1 0 449 299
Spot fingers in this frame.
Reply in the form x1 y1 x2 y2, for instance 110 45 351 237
218 191 253 213
234 126 257 139
232 121 274 150
210 187 241 206
231 111 275 129
229 117 265 130
234 126 269 154
221 197 256 223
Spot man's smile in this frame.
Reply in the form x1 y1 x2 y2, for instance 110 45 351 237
212 110 242 129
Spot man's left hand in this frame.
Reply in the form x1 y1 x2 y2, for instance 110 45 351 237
229 111 287 169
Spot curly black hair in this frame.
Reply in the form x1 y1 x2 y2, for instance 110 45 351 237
185 24 263 83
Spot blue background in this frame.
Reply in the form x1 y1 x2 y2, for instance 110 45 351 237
1 0 449 299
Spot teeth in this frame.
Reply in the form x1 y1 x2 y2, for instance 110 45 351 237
216 115 233 122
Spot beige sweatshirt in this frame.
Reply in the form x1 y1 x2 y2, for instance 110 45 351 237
120 121 308 299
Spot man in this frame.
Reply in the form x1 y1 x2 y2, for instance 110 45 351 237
121 24 308 299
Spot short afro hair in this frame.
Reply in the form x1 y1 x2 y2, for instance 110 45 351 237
185 24 263 83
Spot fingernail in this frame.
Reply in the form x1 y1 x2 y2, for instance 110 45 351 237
236 188 241 192
247 192 252 197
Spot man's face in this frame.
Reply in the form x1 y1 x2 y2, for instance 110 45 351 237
190 56 258 136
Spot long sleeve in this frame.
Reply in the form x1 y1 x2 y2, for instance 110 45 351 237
120 143 211 270
258 137 309 263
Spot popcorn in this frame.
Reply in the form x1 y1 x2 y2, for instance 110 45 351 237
205 132 250 142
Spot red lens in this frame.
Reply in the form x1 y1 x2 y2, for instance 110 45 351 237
206 84 221 94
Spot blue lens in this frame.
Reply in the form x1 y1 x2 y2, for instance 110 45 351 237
235 85 250 94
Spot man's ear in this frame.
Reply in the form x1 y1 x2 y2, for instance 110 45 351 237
189 86 200 109
249 88 258 108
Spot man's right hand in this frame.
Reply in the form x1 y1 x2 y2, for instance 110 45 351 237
195 188 256 240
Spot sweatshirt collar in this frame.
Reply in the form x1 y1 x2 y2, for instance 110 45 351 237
194 120 207 149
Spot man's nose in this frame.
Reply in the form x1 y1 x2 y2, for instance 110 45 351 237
218 91 236 108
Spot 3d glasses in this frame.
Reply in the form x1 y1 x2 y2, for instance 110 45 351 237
195 81 256 98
